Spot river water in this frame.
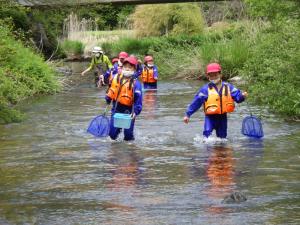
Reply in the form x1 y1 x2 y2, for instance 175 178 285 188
0 62 299 225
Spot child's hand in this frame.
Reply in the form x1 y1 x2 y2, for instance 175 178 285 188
242 91 248 98
99 75 105 85
183 116 190 124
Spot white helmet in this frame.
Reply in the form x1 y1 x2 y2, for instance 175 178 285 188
92 46 103 53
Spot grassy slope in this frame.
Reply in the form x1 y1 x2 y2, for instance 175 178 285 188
0 23 60 124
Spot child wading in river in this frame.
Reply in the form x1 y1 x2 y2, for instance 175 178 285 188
183 63 248 139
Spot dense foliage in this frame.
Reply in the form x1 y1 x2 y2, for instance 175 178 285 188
244 0 299 21
0 20 60 123
131 3 204 37
61 40 85 56
241 23 300 117
240 0 300 118
1 1 134 57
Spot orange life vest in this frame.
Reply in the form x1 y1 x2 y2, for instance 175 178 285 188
141 67 156 83
106 74 134 106
204 84 235 115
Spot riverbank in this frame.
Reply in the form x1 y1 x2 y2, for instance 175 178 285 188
1 21 299 124
0 21 60 124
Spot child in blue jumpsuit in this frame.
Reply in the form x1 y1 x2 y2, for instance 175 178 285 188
140 55 158 90
106 56 143 141
183 63 248 139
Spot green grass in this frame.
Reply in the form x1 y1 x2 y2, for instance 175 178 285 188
0 21 60 124
85 29 135 37
240 19 300 118
61 40 85 55
102 28 251 80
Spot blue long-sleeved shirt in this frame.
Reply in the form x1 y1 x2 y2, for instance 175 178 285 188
105 79 143 116
185 81 245 117
104 63 119 81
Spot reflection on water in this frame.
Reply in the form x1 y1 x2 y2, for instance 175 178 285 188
0 64 299 224
206 145 235 200
106 144 144 190
143 89 158 120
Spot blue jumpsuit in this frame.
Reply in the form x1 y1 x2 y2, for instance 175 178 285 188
105 79 143 141
185 82 245 138
144 65 158 90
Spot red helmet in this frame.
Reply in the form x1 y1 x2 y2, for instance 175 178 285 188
123 56 138 68
112 58 119 63
206 63 221 74
144 55 153 63
119 51 129 59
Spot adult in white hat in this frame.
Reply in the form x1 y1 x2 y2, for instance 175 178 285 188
81 46 113 87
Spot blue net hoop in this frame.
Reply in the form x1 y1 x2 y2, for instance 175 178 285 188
87 115 110 137
242 115 264 138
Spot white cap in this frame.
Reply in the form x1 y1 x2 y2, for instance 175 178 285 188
92 46 103 53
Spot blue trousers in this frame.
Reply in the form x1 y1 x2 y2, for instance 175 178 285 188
109 114 136 141
203 114 228 138
143 82 157 90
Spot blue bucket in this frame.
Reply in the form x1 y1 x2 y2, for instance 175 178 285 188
113 113 132 129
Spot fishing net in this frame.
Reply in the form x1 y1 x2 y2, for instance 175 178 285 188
87 115 110 137
241 115 264 138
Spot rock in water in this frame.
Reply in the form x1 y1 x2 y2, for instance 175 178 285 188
228 76 246 85
55 66 73 76
222 192 247 204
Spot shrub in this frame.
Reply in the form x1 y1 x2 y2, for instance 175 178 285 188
0 21 60 123
61 40 85 55
240 19 300 117
243 0 300 21
131 3 205 37
200 36 250 78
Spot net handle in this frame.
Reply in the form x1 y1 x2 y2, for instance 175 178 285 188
246 101 253 117
244 87 253 116
243 87 256 130
245 101 257 131
103 105 109 116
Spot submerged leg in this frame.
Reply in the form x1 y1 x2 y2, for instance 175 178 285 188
144 82 157 90
109 115 121 140
203 115 214 138
124 119 135 141
215 114 228 138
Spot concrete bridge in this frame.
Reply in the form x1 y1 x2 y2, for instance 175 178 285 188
18 0 226 7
